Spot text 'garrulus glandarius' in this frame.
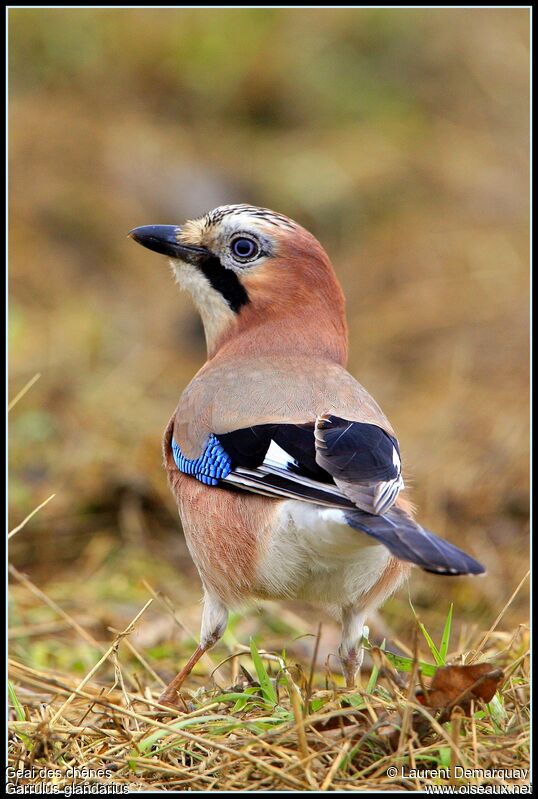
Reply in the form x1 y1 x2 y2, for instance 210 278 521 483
129 204 484 708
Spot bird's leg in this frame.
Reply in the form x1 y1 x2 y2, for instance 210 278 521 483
157 645 206 709
338 606 366 689
158 593 228 709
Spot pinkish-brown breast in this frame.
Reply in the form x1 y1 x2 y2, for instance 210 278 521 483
163 415 279 603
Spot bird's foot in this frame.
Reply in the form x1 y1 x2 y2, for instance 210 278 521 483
155 644 206 713
156 688 193 714
339 645 363 689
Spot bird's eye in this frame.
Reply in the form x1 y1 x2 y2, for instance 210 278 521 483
230 237 259 261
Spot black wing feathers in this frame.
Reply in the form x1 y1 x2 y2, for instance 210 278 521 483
315 415 400 483
272 424 332 481
217 423 332 481
217 419 400 486
217 425 275 469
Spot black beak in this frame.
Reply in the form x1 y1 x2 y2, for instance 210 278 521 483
128 225 208 264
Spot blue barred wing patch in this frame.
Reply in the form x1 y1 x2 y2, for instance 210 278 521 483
171 435 232 486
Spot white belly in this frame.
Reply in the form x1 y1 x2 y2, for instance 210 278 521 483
253 501 391 607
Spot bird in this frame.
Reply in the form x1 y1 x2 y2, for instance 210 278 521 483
129 204 485 708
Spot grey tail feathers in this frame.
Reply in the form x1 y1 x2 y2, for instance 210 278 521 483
345 507 485 576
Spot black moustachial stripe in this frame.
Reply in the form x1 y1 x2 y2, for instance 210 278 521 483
199 255 250 313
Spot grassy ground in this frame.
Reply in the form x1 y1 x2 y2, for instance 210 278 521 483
8 8 529 792
8 521 530 791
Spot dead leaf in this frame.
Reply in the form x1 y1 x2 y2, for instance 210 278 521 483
416 663 504 715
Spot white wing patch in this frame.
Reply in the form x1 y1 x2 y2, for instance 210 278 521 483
265 440 294 469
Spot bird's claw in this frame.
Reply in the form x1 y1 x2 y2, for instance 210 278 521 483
156 690 194 714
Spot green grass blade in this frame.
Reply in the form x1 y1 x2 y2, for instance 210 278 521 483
345 694 366 708
209 691 260 703
206 690 273 713
8 682 32 749
130 709 297 769
409 598 443 665
487 692 508 729
418 622 443 665
381 650 438 677
439 603 453 664
128 714 234 766
249 638 278 706
366 638 385 693
438 746 451 768
366 662 380 693
8 681 26 721
363 637 438 677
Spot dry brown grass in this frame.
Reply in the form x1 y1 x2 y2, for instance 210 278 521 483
8 568 530 792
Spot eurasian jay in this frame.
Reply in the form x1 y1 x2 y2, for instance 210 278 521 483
129 204 484 707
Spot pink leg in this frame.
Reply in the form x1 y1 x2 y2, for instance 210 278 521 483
338 607 366 688
158 592 229 710
158 644 207 708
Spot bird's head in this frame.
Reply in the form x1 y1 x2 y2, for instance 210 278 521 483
129 204 347 363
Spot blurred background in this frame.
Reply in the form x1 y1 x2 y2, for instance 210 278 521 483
9 8 529 681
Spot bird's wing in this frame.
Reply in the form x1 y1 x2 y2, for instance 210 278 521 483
167 357 484 576
217 416 403 515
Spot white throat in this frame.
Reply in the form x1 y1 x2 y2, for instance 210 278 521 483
170 260 236 354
